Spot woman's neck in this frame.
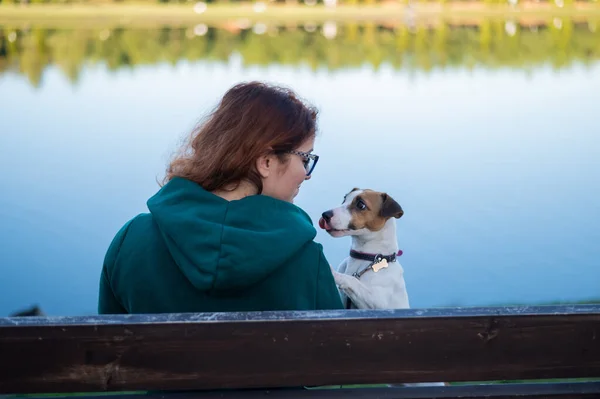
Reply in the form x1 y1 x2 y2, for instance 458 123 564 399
212 180 258 201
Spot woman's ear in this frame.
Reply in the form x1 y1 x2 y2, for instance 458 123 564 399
256 153 273 179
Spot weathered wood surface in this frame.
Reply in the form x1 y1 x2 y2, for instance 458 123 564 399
2 305 599 326
17 382 600 399
1 305 599 394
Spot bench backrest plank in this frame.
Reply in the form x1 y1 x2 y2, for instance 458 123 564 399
0 305 599 394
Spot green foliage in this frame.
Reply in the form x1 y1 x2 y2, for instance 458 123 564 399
1 19 599 87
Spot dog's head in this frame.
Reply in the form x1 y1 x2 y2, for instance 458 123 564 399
319 188 404 237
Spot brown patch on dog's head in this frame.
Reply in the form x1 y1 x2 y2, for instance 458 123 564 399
347 189 403 232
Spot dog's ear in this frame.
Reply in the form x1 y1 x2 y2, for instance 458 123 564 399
380 193 404 219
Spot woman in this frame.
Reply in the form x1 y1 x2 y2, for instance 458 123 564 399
98 82 343 314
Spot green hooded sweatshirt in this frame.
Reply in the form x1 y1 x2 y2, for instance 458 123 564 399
98 177 343 314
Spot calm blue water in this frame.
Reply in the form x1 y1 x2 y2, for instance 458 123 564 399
1 57 599 316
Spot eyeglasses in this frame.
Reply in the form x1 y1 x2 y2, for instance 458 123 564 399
286 150 319 176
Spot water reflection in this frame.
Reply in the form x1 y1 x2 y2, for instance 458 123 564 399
1 17 600 88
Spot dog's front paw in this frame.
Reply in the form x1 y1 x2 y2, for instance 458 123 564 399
331 270 349 289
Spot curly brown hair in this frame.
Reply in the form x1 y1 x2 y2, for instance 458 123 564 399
164 81 319 194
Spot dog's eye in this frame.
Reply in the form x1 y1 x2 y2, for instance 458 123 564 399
356 200 367 210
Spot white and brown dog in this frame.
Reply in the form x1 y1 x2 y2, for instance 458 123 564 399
319 188 447 387
319 187 408 310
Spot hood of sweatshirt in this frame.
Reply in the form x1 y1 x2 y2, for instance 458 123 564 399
146 177 317 292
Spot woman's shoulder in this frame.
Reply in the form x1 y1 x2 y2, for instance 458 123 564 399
104 213 156 261
112 213 153 239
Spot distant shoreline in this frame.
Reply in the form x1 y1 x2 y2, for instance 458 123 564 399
1 2 600 27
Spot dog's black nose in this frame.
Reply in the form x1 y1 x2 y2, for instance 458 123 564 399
322 210 333 222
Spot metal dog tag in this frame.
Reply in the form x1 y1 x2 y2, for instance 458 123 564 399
372 258 388 272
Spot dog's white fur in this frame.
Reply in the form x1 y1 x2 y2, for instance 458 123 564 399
322 189 446 387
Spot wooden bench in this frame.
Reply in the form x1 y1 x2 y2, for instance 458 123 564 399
1 304 599 399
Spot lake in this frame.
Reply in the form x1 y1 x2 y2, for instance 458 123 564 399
1 19 599 316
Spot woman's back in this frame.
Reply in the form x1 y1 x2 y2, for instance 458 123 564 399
99 177 343 314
